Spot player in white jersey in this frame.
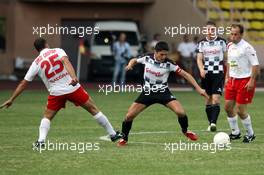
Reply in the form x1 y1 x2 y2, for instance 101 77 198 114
0 38 123 148
197 21 227 132
118 41 209 146
225 24 259 143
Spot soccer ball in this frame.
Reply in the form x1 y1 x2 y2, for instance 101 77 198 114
213 132 230 146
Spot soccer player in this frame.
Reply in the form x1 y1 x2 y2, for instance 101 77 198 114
118 41 209 146
225 24 259 143
0 38 123 147
197 21 227 132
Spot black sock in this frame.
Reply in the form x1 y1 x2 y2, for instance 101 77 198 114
122 120 133 141
206 105 213 124
211 104 220 124
178 115 188 133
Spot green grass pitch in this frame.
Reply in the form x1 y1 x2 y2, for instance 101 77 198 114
0 89 263 175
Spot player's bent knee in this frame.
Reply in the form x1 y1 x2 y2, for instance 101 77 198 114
176 108 186 115
174 107 186 116
82 100 99 115
212 96 220 104
126 106 138 119
43 108 57 120
125 112 136 121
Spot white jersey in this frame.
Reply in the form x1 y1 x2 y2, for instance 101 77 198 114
227 39 259 78
177 42 194 58
137 54 182 90
24 48 80 96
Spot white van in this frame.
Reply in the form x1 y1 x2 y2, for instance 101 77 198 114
89 21 140 77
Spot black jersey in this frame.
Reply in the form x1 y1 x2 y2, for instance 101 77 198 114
197 37 227 74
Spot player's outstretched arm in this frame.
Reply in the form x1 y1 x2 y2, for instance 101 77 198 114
61 56 78 86
179 70 209 99
125 58 138 71
0 80 29 109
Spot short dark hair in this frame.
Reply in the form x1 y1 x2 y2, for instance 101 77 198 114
153 33 161 39
231 24 244 34
154 41 169 52
206 21 216 26
34 38 47 52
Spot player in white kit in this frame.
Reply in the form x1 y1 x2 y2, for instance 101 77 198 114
0 38 123 148
225 24 259 143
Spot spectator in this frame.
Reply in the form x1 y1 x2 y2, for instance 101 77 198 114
168 43 180 64
169 43 185 84
150 33 161 50
112 33 132 85
177 35 194 75
190 36 200 83
138 34 150 55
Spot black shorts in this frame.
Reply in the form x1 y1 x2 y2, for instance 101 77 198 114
201 73 224 95
135 88 176 106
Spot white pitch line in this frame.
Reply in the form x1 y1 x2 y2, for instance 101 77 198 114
99 135 111 141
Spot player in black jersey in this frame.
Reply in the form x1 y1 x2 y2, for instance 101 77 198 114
118 41 209 146
197 21 227 132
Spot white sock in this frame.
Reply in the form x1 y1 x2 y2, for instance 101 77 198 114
38 118 50 142
227 115 240 135
241 115 254 136
93 112 116 136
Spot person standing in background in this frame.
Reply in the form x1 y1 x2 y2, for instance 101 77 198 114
177 35 194 76
190 36 200 83
197 21 227 132
112 33 132 85
150 33 161 50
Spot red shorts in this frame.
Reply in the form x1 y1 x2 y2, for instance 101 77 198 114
47 86 89 111
225 77 256 104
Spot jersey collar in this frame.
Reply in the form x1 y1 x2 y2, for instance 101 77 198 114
235 39 244 46
206 36 217 42
153 55 165 63
40 48 49 55
153 54 159 62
